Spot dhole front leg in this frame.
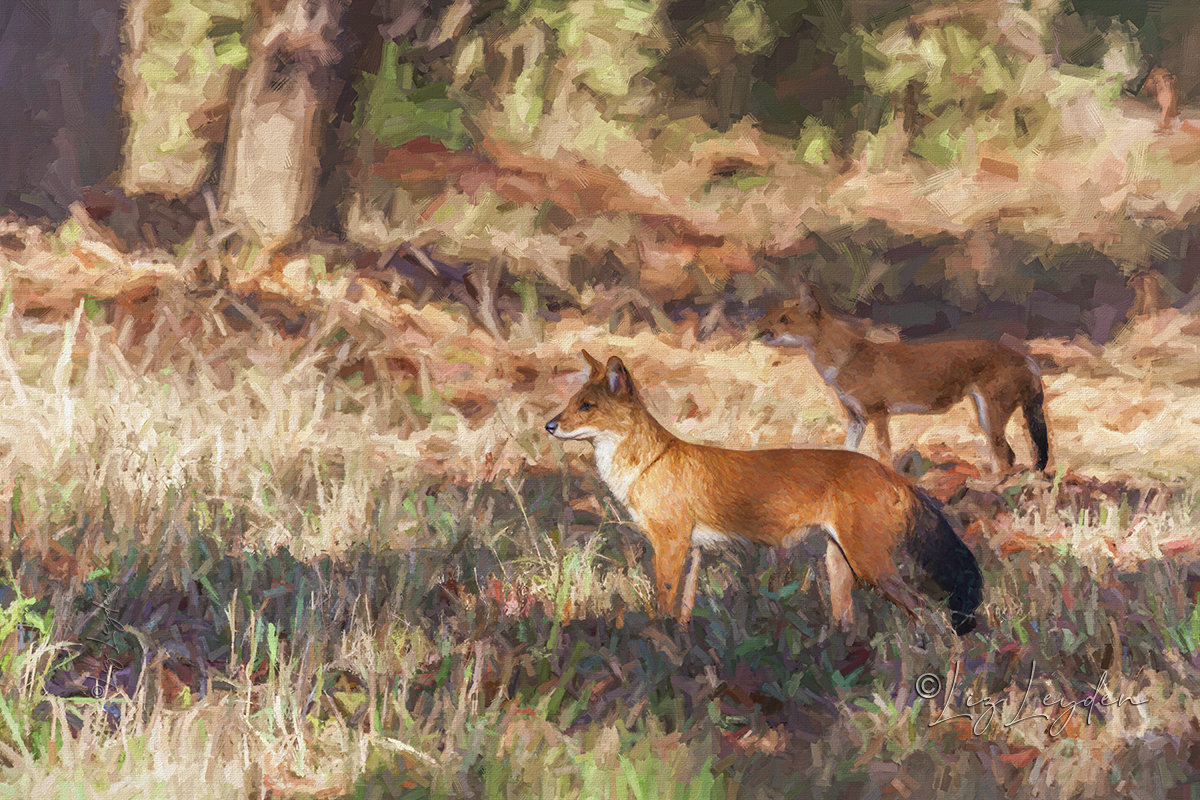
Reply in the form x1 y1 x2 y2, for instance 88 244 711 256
649 531 692 622
680 547 702 626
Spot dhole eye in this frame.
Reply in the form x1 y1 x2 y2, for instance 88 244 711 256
578 401 594 412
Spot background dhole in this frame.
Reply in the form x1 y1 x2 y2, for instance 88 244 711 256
544 351 984 636
758 283 1050 473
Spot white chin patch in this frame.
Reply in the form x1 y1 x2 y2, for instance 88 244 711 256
551 426 597 441
764 332 809 348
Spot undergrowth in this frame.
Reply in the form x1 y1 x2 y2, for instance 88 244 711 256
0 283 1198 798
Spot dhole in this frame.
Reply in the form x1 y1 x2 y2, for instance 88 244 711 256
544 351 983 635
757 284 1050 473
1127 270 1170 319
1141 66 1179 130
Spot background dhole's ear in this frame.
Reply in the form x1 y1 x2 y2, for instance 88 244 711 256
581 350 604 379
795 283 820 314
604 356 634 397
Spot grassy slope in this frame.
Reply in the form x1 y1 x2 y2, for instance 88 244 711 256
0 247 1197 798
18 4 1198 794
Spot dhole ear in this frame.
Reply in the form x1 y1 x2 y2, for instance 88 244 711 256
604 356 634 396
795 283 820 314
581 350 604 378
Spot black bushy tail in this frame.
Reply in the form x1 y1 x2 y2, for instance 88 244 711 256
1024 388 1050 472
907 493 983 635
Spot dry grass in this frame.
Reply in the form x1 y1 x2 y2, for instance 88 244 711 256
0 240 1199 797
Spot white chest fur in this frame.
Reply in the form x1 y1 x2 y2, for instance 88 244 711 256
691 523 736 549
592 435 638 508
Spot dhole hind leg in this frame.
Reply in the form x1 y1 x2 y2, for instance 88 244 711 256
969 390 1015 473
825 540 859 636
875 574 931 648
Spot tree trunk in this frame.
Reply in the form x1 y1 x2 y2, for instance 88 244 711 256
120 0 252 198
220 0 349 243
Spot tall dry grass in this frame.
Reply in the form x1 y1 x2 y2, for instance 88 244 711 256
0 243 1198 796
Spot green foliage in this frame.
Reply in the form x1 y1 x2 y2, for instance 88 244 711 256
524 0 664 99
359 41 474 150
123 0 253 192
212 32 249 71
726 0 778 56
835 2 1151 171
53 218 82 252
0 582 52 676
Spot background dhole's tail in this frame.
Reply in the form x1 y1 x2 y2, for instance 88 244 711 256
906 493 984 635
1023 381 1050 472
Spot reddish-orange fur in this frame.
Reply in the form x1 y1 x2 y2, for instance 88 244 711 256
545 351 983 635
1127 270 1170 319
758 285 1050 473
1141 67 1179 130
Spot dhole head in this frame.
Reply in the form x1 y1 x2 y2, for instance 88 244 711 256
757 283 822 348
545 351 642 442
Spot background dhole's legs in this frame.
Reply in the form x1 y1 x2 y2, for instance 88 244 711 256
970 391 1016 472
679 546 702 626
825 540 857 633
844 412 867 451
872 417 893 462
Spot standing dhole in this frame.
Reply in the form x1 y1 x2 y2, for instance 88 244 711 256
757 284 1050 473
544 351 983 635
1141 66 1180 130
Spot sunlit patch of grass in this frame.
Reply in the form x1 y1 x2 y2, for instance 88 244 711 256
0 270 1199 797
